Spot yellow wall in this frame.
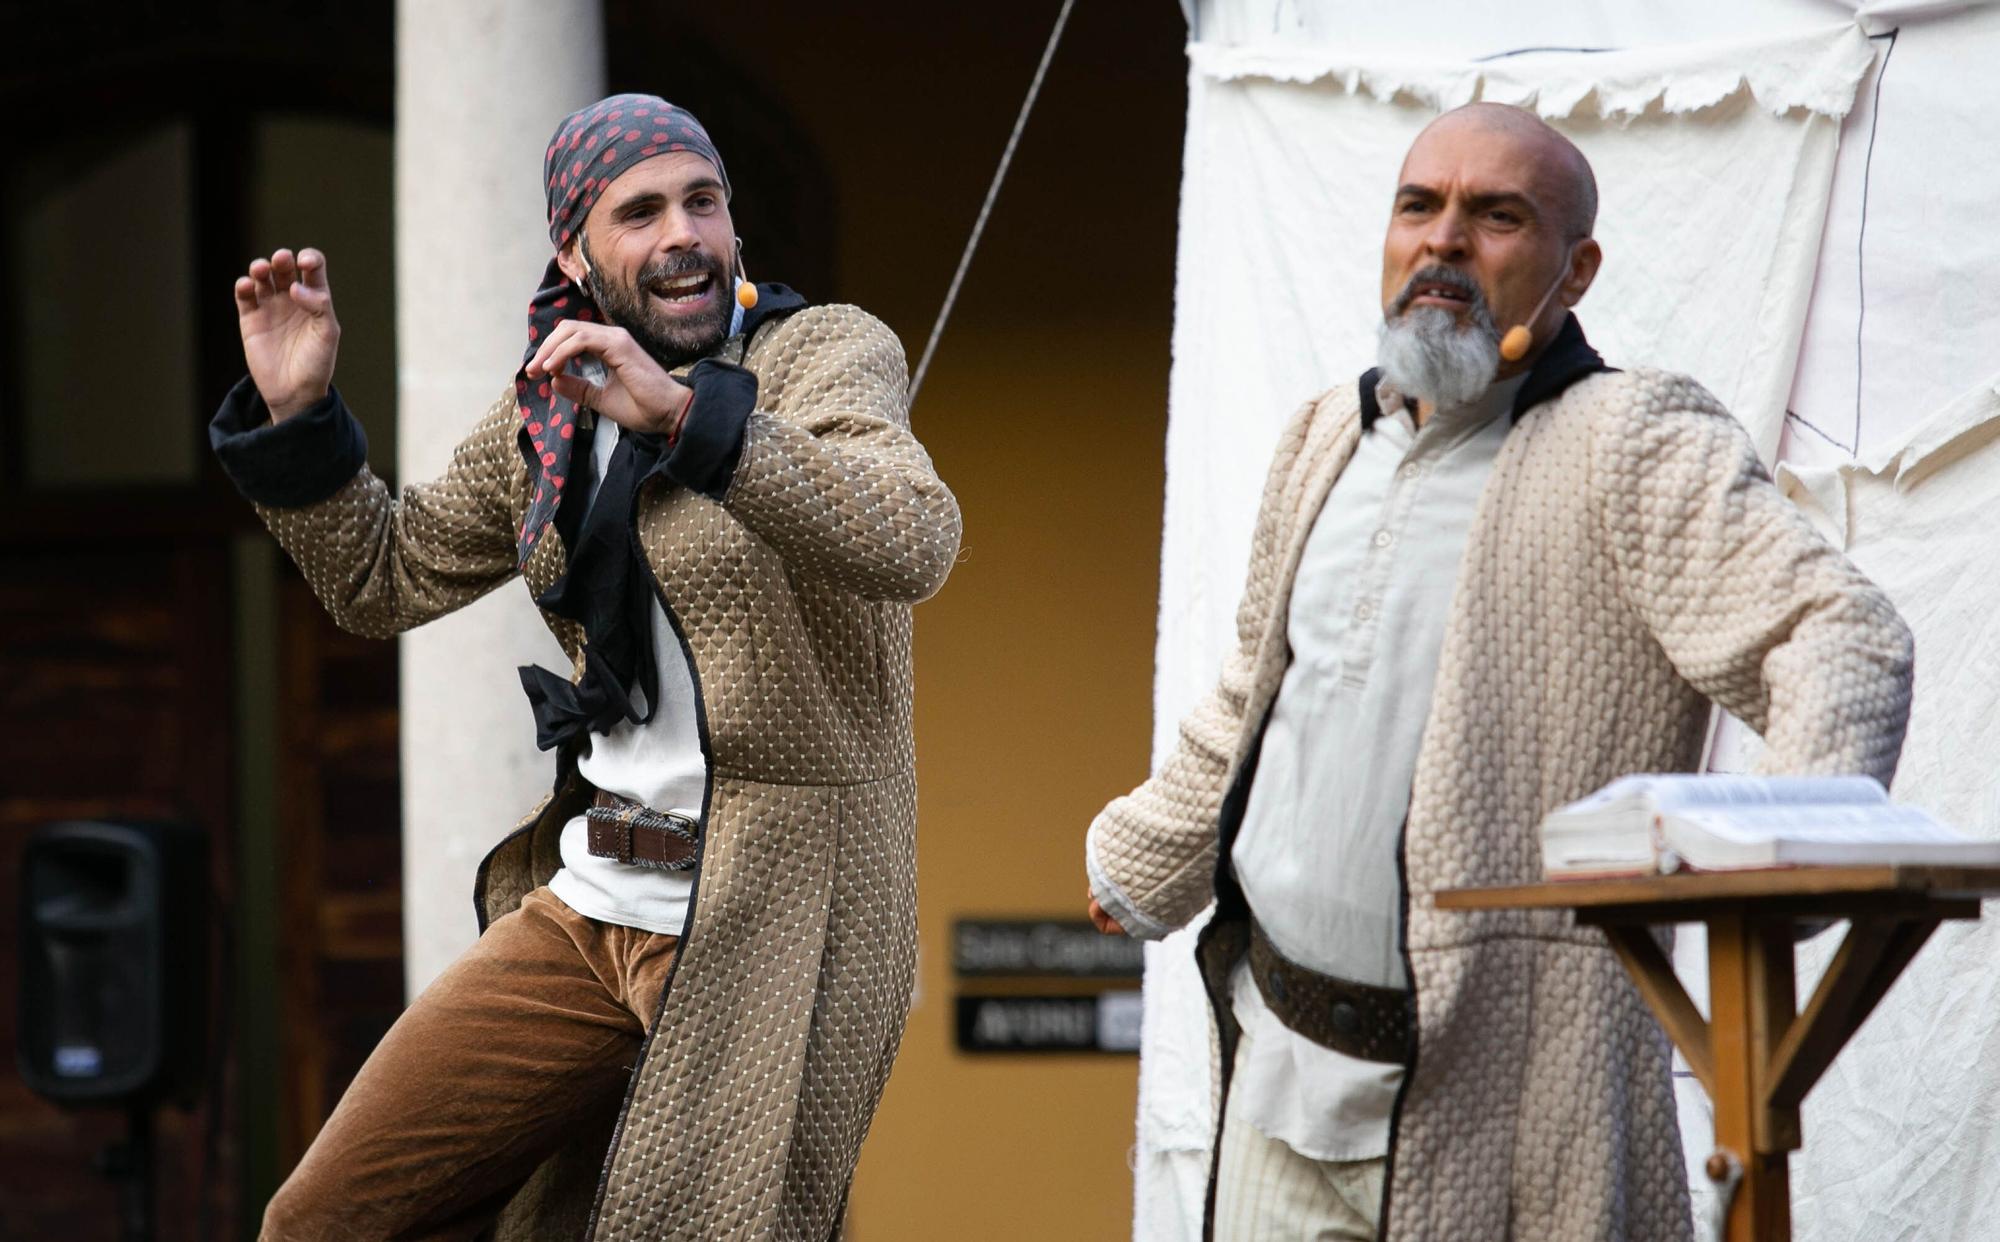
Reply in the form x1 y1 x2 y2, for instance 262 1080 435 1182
725 8 1190 1232
653 7 1194 1236
847 323 1170 1238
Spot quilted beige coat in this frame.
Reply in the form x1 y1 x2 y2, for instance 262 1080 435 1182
1087 364 1913 1240
240 304 959 1240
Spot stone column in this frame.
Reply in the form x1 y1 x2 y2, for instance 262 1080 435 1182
395 0 604 995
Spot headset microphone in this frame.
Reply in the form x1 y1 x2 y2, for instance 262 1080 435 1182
1499 244 1579 364
734 237 758 310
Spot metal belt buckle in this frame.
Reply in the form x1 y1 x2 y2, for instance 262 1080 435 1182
639 810 699 872
586 792 701 871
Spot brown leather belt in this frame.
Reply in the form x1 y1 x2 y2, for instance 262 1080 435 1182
585 790 699 871
1248 918 1413 1065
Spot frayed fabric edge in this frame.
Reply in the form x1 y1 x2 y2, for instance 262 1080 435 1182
1188 22 1875 122
1778 371 2000 522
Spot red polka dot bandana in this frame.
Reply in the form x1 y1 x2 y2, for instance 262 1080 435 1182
542 94 729 252
514 95 729 566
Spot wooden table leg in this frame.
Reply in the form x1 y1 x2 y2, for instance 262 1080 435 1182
1707 911 1795 1241
1764 918 1941 1115
1600 924 1713 1094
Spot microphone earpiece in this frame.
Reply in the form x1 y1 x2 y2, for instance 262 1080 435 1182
1500 242 1580 365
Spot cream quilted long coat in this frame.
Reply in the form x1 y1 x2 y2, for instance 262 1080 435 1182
234 305 959 1240
1087 364 1913 1241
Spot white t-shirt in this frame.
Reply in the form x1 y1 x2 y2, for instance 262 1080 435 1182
544 418 704 935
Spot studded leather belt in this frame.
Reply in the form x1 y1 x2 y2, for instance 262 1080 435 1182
1247 917 1413 1065
585 790 699 871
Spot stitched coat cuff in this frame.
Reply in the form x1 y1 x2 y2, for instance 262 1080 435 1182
662 358 757 502
1086 830 1175 941
209 376 368 508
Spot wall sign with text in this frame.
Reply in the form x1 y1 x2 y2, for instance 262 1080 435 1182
951 920 1144 1054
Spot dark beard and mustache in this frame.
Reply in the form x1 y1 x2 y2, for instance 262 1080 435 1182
580 235 733 370
1376 265 1501 412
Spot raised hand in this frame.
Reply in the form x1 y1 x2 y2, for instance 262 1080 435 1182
235 248 339 423
523 320 693 438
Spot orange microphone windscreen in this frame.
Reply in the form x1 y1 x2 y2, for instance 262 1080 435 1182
1499 324 1533 363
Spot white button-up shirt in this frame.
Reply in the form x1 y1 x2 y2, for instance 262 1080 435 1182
1228 373 1526 1161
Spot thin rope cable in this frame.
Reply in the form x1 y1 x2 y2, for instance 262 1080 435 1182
908 0 1076 405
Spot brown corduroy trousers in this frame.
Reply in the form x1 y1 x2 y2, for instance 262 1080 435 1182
260 886 680 1241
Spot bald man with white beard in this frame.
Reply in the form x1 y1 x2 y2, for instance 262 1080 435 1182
1083 104 1914 1241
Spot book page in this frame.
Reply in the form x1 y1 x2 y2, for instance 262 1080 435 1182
1648 775 1887 811
1547 774 1888 822
1682 803 1959 846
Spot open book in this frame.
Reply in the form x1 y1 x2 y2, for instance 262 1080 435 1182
1540 775 2000 878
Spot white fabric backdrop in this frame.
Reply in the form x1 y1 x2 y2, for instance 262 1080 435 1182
1775 379 2000 1239
1181 0 1854 53
1639 12 2000 1233
1134 5 1945 1238
1780 3 2000 470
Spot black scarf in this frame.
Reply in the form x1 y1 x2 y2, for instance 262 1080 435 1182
518 284 807 759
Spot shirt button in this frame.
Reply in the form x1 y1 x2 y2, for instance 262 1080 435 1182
1398 464 1419 482
1354 601 1375 622
1372 529 1394 549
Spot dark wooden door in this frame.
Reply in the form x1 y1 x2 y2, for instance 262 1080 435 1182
272 565 404 1171
0 521 237 1241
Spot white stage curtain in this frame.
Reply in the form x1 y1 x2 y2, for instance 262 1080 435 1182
1645 10 2000 1235
1780 3 2000 470
1136 15 1880 1239
1182 0 1854 57
1772 377 2000 1240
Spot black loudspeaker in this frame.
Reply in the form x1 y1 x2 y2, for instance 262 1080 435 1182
17 821 211 1107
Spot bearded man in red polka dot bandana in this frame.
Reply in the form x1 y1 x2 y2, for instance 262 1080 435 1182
211 94 962 1241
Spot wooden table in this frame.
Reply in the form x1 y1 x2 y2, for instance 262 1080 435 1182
1436 866 2000 1242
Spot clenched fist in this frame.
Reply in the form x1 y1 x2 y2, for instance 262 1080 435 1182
235 247 339 423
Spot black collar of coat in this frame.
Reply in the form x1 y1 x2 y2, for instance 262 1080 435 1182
1358 312 1612 431
738 282 807 338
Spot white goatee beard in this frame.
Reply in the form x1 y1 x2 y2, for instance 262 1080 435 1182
1376 305 1501 412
